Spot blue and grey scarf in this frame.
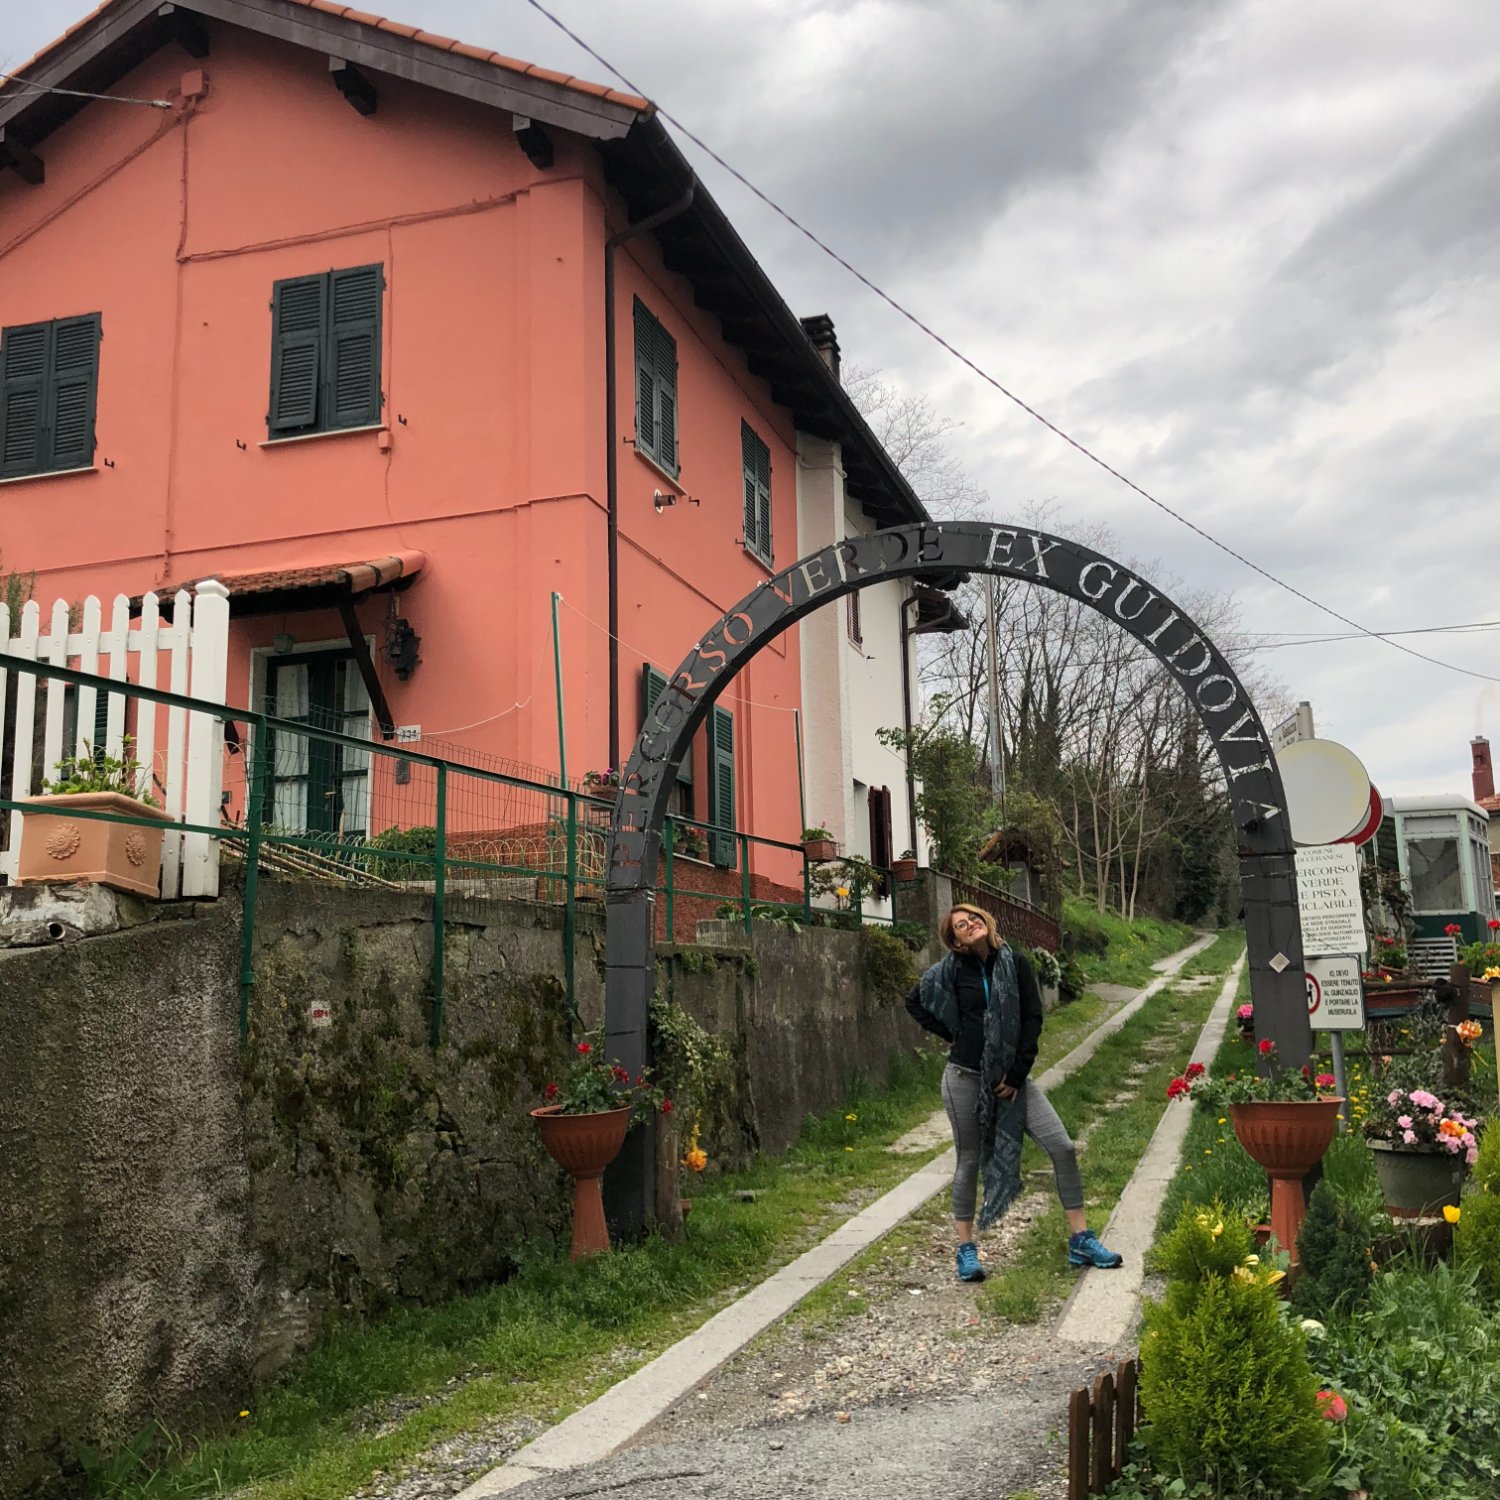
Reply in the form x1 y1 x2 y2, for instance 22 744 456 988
916 944 1026 1228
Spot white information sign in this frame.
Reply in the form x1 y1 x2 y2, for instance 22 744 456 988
1295 844 1368 957
1271 701 1315 752
1306 956 1366 1032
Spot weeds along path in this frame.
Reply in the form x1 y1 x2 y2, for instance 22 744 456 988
627 939 1238 1494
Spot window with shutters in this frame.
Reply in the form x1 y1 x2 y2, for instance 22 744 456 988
741 421 772 565
633 297 679 477
0 313 102 479
867 784 894 898
641 663 695 819
267 265 383 438
708 705 737 868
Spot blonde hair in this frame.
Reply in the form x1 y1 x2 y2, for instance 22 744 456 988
941 903 1001 952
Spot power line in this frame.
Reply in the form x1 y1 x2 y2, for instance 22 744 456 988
0 72 173 109
522 0 1500 688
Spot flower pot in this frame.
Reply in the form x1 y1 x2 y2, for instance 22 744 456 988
1229 1099 1342 1265
17 792 174 899
1362 979 1431 1022
1368 1141 1469 1220
531 1104 632 1259
802 838 837 862
680 1197 692 1221
890 858 918 882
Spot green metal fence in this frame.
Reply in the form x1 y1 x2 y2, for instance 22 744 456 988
0 657 894 1043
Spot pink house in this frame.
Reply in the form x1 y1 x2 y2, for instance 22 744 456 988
0 0 934 889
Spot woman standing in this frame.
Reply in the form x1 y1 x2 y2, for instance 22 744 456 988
905 903 1122 1282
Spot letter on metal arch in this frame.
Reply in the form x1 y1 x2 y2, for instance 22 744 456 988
603 523 1309 1234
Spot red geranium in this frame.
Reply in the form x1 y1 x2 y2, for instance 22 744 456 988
1166 1077 1191 1100
543 1081 560 1101
576 1041 593 1055
1445 923 1463 937
1258 1038 1275 1056
1316 1389 1348 1422
1185 1062 1206 1080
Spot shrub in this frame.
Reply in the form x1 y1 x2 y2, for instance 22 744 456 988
860 925 918 1009
1058 954 1087 1003
360 824 438 881
1293 1181 1374 1320
1455 1118 1500 1302
1139 1203 1327 1497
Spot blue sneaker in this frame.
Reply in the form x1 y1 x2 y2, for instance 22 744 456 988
955 1241 986 1282
1068 1229 1123 1268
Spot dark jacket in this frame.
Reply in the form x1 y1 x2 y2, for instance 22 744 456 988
905 945 1044 1090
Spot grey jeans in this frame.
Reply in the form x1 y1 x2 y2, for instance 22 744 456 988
941 1061 1083 1219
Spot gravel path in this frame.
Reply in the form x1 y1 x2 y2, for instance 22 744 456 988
344 959 1218 1500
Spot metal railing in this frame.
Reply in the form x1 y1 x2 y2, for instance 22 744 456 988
0 657 898 1040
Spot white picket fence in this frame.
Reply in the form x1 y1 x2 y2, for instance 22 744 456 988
0 581 230 897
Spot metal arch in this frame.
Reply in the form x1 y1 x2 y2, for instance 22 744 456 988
602 522 1309 1232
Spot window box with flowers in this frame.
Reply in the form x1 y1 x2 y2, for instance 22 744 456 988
801 826 837 862
1167 1045 1343 1263
1458 918 1500 1017
532 1035 671 1259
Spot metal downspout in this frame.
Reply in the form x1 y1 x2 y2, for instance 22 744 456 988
900 593 919 855
603 183 696 771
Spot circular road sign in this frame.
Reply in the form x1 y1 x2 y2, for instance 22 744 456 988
1276 739 1373 846
1307 971 1321 1015
1335 784 1384 847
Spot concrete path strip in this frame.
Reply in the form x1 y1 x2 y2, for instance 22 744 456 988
455 932 1216 1499
1054 952 1245 1348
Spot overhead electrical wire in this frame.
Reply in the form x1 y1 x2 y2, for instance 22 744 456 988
0 71 173 108
523 0 1500 687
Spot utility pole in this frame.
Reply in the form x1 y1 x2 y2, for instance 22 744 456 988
984 576 1005 818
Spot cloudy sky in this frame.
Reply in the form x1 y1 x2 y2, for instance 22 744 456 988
10 0 1500 800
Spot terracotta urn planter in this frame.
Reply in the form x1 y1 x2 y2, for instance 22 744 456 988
802 837 837 862
17 792 174 899
890 857 919 882
531 1104 632 1259
1228 1099 1342 1264
1368 1141 1468 1220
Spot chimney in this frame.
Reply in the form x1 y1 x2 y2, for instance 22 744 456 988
800 313 840 382
1473 737 1495 803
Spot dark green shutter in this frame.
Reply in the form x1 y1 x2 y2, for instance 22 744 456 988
643 663 692 789
708 705 736 867
48 314 101 471
0 323 48 477
653 318 678 474
741 422 771 563
633 299 656 456
328 264 382 428
632 299 678 477
269 275 325 432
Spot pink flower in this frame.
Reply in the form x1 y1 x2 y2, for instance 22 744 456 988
1388 1090 1402 1106
1237 1004 1254 1021
1409 1090 1440 1111
1468 1146 1479 1165
1258 1038 1275 1056
1403 1130 1418 1145
1317 1390 1348 1422
1397 1115 1413 1129
1444 1137 1462 1154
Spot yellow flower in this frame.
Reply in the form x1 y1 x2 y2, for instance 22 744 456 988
238 1410 250 1419
1444 1205 1461 1224
844 1146 853 1152
1211 1221 1224 1237
1204 1149 1213 1156
845 1113 859 1122
835 886 851 899
1217 1117 1227 1124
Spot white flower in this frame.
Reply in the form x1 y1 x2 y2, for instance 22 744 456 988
1299 1318 1326 1337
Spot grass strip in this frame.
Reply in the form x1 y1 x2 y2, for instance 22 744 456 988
977 935 1244 1322
1063 897 1196 990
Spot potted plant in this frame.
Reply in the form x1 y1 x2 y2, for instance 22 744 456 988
582 767 620 794
1458 921 1500 1014
1168 1046 1343 1264
673 824 708 861
801 825 837 861
17 738 174 899
1235 1002 1256 1040
890 848 919 882
532 1035 671 1259
1362 1073 1480 1219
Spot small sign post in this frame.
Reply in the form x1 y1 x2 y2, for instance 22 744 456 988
1307 955 1366 1128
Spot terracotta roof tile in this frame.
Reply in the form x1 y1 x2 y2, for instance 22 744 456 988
0 0 651 114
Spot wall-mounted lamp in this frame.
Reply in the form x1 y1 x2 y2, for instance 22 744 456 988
384 617 422 680
273 632 296 655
